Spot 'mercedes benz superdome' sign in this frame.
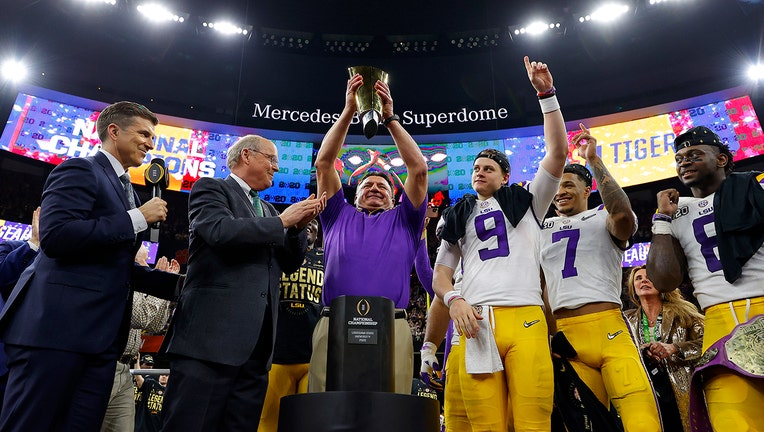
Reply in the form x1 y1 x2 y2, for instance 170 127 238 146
252 103 509 129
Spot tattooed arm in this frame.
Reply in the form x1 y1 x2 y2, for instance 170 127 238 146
572 123 636 244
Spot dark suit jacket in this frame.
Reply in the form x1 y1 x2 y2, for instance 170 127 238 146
0 241 37 298
0 240 39 377
0 151 179 355
164 176 307 367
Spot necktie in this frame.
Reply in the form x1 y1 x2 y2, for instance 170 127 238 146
249 189 264 217
119 173 137 210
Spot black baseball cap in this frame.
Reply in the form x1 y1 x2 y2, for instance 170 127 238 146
475 149 511 174
563 163 593 187
673 126 724 152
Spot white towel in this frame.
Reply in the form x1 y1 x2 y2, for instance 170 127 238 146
464 306 504 374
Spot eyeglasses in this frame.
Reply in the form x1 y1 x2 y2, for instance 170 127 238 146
248 148 279 166
674 150 706 165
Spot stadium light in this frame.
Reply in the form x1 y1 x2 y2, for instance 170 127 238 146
137 3 186 23
748 63 764 82
203 20 251 36
579 3 630 23
1 59 28 83
76 0 117 5
649 0 690 4
513 21 561 37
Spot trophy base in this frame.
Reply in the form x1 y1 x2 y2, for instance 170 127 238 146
278 391 440 432
362 110 381 139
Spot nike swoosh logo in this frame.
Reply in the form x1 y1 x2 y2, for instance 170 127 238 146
582 214 596 221
523 320 540 328
607 330 623 340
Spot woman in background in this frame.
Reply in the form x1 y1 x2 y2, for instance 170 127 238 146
624 265 704 432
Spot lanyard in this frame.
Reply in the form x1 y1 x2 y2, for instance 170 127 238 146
641 310 662 343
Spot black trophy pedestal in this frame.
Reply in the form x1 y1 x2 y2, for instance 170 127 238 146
278 391 440 432
327 296 395 392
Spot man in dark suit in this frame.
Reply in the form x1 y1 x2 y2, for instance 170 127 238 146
0 208 40 410
161 134 325 432
0 208 40 295
0 101 181 432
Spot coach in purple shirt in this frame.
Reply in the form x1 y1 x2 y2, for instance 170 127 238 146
309 74 428 394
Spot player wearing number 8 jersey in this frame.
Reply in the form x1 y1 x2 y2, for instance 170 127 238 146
539 124 661 432
647 125 764 432
433 56 567 431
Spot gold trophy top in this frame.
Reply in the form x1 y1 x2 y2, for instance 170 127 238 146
348 66 389 139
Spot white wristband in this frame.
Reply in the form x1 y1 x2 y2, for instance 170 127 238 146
539 95 560 114
443 290 463 308
651 220 673 236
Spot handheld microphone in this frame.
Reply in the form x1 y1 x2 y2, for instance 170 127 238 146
144 158 169 242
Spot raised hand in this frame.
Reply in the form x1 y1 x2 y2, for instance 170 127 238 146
155 256 169 271
168 259 180 274
656 189 680 217
155 256 181 274
570 123 598 163
374 80 395 119
524 56 554 94
278 192 327 229
345 73 363 113
30 206 41 247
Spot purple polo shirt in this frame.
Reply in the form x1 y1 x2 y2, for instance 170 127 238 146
320 191 427 309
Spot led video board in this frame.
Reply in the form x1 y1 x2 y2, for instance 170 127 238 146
0 92 313 204
441 95 762 199
334 143 448 195
1 87 762 205
0 219 33 242
571 96 764 190
622 242 650 268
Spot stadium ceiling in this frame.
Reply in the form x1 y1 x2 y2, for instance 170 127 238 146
1 0 763 134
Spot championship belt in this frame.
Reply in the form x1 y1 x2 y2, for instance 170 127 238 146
689 314 764 431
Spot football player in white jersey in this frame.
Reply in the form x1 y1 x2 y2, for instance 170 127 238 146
647 125 764 431
539 125 661 431
432 56 567 431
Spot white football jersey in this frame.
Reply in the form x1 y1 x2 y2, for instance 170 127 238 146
670 192 764 310
540 205 627 312
436 167 560 307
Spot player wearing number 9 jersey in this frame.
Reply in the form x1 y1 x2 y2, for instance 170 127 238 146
539 124 661 432
433 56 567 431
647 125 764 432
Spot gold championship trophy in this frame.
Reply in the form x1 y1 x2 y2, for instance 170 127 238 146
348 66 389 139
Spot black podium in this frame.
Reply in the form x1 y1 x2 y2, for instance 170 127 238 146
326 295 395 392
278 296 440 431
278 391 440 432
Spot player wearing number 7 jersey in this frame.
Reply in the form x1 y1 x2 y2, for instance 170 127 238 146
539 124 661 432
647 125 764 432
433 56 567 431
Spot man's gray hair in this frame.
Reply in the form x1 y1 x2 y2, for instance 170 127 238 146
227 135 264 170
